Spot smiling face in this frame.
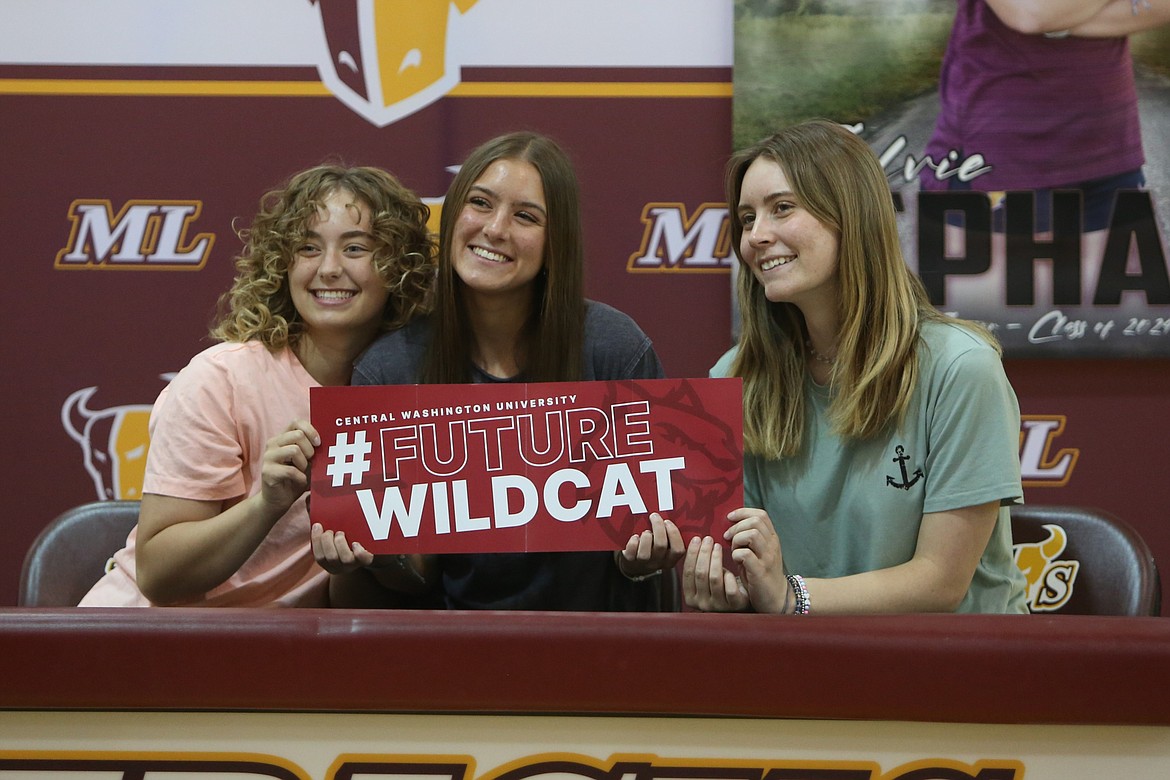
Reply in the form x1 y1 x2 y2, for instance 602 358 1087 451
450 157 548 304
287 188 389 344
737 156 841 313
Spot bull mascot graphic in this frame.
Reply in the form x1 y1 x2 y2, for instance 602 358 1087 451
61 383 168 501
1013 523 1080 612
311 0 480 127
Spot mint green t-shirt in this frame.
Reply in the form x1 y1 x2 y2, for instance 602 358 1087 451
712 321 1028 614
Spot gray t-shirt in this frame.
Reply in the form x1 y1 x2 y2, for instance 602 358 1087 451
711 320 1028 614
355 299 664 385
352 299 667 611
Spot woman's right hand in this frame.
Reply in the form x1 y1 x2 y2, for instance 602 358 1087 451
682 507 791 613
259 419 320 514
310 523 374 574
310 521 438 596
682 534 750 612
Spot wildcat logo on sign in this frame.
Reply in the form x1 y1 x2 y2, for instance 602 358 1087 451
310 378 743 554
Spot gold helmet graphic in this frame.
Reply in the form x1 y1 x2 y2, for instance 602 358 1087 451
311 0 479 127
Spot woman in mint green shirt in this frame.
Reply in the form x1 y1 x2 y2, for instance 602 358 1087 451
684 119 1028 615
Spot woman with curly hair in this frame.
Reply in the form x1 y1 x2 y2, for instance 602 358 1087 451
683 119 1028 615
80 164 434 607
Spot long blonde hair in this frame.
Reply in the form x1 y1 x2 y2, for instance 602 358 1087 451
726 119 998 459
212 164 435 349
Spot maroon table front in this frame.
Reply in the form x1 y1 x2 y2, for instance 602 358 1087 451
2 609 1168 724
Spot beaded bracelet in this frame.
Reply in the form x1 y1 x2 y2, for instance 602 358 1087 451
613 551 662 582
786 574 811 615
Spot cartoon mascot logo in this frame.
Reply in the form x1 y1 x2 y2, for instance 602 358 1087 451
62 385 163 501
310 0 479 127
1013 523 1080 612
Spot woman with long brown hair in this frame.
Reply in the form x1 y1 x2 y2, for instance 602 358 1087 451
319 131 684 610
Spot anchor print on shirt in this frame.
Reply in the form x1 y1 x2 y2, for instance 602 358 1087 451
886 445 924 490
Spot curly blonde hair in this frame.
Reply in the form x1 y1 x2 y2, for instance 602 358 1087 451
211 164 435 349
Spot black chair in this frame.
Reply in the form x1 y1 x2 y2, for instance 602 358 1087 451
1011 504 1161 616
19 500 140 606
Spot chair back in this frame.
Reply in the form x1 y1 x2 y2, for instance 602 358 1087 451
19 500 140 606
1011 504 1161 616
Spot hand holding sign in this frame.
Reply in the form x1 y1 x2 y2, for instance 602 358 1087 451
618 511 686 579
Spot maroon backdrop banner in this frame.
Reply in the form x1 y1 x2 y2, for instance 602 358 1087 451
0 1 733 605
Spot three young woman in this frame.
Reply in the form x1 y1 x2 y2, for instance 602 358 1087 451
84 123 1026 615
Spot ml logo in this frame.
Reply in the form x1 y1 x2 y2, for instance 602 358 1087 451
628 202 733 272
56 199 215 270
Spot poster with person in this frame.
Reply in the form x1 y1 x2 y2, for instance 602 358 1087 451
732 0 1170 357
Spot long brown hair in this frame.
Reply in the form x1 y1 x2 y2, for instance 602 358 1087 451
726 119 998 458
212 164 435 349
424 131 586 383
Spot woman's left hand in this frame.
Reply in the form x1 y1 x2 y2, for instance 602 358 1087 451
617 512 685 579
724 508 789 613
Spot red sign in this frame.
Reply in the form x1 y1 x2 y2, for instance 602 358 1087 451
310 378 743 554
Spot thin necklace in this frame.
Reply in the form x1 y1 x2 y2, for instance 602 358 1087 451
805 340 836 365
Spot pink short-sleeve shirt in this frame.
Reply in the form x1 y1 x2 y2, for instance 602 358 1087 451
79 341 328 607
